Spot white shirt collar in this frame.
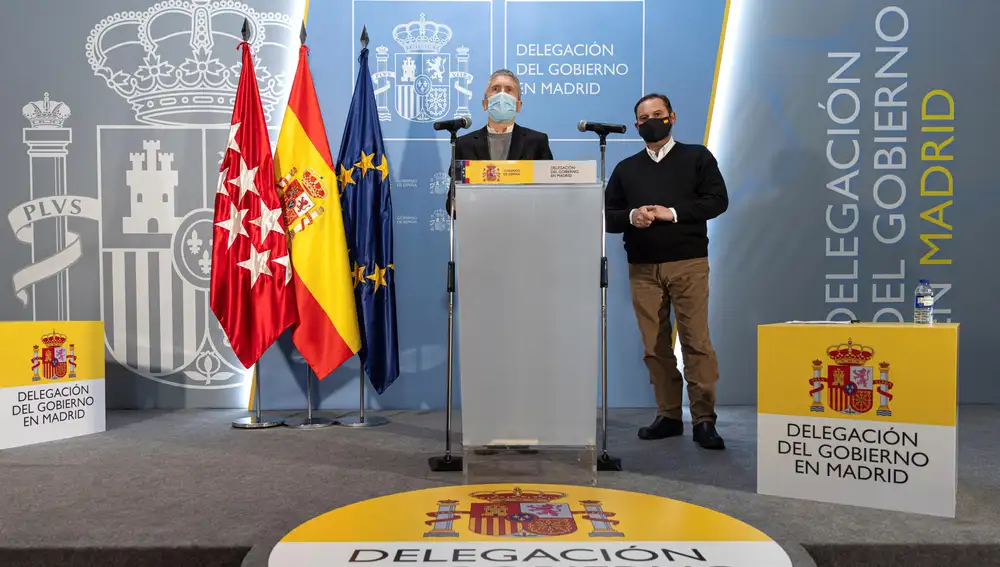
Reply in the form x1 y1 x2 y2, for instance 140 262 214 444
487 122 515 134
646 137 676 163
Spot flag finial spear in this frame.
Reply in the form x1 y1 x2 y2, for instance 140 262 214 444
360 26 369 49
241 18 250 41
300 20 307 45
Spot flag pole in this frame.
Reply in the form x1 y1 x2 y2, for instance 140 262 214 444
337 365 387 427
336 26 389 429
232 362 283 428
286 366 335 429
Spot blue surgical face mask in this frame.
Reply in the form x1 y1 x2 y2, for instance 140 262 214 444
487 92 518 123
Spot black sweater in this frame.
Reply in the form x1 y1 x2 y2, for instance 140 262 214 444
605 142 729 264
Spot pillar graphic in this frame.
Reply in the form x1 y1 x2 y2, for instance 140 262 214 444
423 500 460 537
810 359 824 412
453 46 472 120
22 93 72 320
579 501 623 537
374 46 392 121
31 344 41 381
876 362 893 416
68 343 78 378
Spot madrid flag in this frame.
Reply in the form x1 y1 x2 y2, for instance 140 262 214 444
273 43 361 377
210 41 297 368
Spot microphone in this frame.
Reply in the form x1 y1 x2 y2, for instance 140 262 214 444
578 120 627 135
433 116 473 132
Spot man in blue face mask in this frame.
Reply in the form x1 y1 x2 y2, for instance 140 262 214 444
446 69 554 215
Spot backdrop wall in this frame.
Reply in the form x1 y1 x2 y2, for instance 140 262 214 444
0 0 992 410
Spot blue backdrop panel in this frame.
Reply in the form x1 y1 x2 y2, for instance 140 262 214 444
707 0 1000 404
258 0 728 410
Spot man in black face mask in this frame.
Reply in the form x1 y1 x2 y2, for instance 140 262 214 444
605 93 729 450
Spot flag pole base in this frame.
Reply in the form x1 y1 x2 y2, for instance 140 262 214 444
597 452 623 471
285 416 335 429
231 415 284 429
428 454 463 472
336 415 389 427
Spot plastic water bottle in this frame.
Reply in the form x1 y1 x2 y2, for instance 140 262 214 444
914 279 934 325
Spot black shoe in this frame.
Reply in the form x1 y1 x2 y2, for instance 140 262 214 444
638 417 683 440
692 422 725 450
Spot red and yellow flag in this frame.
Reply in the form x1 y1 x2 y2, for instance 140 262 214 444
274 44 361 377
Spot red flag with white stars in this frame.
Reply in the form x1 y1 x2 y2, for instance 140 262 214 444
209 41 296 368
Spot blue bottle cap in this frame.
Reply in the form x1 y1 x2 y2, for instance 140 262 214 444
920 279 930 285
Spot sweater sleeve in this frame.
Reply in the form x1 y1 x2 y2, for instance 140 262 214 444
605 163 631 234
673 147 729 223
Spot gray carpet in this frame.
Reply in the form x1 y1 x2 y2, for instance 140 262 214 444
0 407 997 567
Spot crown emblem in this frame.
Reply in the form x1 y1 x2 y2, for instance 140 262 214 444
86 0 296 126
393 13 452 53
300 168 328 199
40 331 68 349
469 487 566 504
826 339 875 365
23 93 71 129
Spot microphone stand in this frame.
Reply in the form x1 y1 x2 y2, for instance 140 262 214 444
596 130 622 472
429 128 463 472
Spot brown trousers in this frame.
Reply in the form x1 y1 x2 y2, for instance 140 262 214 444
628 257 719 425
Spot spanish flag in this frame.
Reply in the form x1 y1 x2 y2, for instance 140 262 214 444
273 40 361 378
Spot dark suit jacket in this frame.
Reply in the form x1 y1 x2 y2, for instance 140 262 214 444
445 124 554 216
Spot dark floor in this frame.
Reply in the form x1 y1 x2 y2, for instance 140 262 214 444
1 407 998 567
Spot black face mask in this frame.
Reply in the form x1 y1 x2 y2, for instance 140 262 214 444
638 117 672 143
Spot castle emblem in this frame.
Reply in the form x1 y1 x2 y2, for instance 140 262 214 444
808 339 895 416
125 141 180 234
31 332 78 382
371 14 474 123
423 487 623 538
277 167 329 239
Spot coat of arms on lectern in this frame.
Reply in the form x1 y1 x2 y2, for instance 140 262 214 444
483 164 501 182
422 487 624 538
808 339 896 417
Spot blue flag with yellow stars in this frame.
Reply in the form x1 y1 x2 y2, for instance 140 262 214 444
335 42 399 395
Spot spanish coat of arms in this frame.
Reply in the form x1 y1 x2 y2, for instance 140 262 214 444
31 331 78 382
808 339 896 417
423 487 624 538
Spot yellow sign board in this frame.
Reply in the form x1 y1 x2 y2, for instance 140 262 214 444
457 160 597 185
460 160 537 184
757 323 958 517
270 484 793 566
0 321 105 450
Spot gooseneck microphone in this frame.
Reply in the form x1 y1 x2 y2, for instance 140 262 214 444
578 120 627 135
433 116 473 132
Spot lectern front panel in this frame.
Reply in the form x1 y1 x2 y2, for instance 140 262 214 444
456 183 602 448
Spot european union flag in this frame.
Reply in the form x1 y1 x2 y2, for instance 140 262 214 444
335 38 399 394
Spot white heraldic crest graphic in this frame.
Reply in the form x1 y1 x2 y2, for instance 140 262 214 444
371 13 474 123
5 0 296 390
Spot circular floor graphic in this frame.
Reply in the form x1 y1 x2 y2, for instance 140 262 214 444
269 484 793 567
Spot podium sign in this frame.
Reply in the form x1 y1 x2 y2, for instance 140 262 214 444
457 160 597 185
0 321 105 450
757 323 958 517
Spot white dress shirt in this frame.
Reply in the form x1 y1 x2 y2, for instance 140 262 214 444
487 122 514 134
628 137 678 225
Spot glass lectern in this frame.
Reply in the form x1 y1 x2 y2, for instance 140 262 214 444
455 177 603 486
